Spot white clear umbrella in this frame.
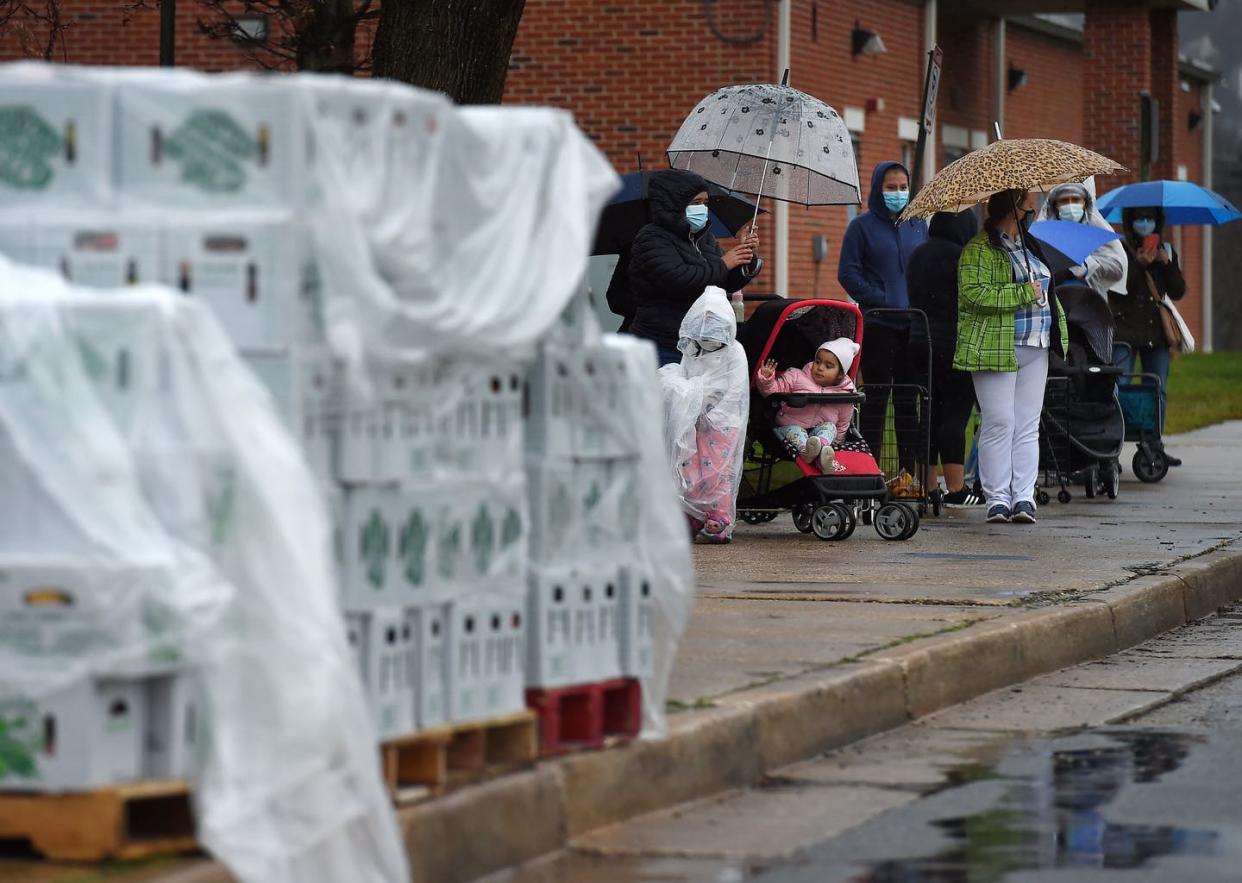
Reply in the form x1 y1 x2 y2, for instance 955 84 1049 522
666 77 862 224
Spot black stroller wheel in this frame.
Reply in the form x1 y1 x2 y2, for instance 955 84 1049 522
792 504 814 533
740 510 766 525
930 489 944 517
874 503 915 541
835 503 857 540
1036 489 1050 506
1057 489 1072 504
1084 466 1097 499
1133 449 1169 483
811 504 849 541
1104 462 1120 500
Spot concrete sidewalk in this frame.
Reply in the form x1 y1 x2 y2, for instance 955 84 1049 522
7 422 1242 883
674 420 1242 708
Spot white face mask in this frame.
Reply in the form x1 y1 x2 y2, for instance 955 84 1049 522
1058 203 1085 223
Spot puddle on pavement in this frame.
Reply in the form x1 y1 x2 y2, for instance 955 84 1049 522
835 730 1218 882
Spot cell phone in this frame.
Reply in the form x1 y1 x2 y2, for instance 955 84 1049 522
1141 234 1161 257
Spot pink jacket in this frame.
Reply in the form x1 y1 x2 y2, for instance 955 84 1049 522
756 365 856 436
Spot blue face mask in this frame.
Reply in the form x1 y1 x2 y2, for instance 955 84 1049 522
1132 218 1157 236
685 204 709 233
1058 204 1085 223
883 190 910 213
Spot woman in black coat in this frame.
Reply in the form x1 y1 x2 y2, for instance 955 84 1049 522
906 209 983 506
628 169 762 366
1109 205 1187 463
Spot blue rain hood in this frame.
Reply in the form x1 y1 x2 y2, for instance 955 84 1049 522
837 161 928 326
867 160 909 220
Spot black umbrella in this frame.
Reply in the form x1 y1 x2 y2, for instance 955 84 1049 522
591 169 766 256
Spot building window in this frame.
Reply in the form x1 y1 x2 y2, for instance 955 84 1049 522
941 145 969 168
901 141 915 172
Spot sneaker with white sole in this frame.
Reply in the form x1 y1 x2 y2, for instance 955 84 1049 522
943 487 985 507
801 436 821 462
986 504 1011 523
1010 501 1037 524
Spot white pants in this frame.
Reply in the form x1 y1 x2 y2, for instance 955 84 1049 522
972 346 1049 510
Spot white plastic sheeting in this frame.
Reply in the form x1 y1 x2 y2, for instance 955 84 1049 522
657 288 750 541
604 335 698 736
304 79 621 369
0 257 407 883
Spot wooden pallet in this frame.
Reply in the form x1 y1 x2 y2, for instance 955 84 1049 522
380 709 538 803
0 778 196 862
526 677 642 756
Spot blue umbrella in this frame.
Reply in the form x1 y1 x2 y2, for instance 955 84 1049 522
1096 179 1242 225
1027 220 1123 271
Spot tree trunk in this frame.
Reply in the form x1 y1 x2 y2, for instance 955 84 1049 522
294 0 359 74
371 0 527 104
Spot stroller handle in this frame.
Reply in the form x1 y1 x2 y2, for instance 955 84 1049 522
768 392 867 407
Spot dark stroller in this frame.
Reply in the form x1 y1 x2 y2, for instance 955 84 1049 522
734 299 921 541
1037 283 1127 503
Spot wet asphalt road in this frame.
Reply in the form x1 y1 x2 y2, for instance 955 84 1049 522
490 606 1242 883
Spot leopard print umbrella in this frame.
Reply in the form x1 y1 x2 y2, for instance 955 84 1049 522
900 138 1125 221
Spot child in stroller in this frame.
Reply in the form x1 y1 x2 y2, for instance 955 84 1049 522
756 337 860 473
735 299 922 541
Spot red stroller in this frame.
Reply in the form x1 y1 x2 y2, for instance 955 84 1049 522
734 298 921 541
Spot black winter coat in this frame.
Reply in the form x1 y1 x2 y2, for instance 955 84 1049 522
906 209 978 352
627 169 760 352
1108 209 1186 350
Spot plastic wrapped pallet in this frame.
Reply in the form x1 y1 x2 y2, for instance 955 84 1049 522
524 289 695 734
0 256 407 883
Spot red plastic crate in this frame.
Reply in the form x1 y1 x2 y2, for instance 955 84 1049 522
525 677 642 756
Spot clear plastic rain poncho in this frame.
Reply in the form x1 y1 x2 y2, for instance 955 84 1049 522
658 288 749 541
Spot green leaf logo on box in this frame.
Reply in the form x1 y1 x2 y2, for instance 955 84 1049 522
471 504 495 575
359 508 390 590
398 510 429 588
501 507 523 548
165 110 258 194
75 338 110 383
0 106 60 191
437 511 463 580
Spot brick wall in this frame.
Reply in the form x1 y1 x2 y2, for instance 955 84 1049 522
506 0 777 275
1004 24 1083 143
0 0 260 70
1 0 1202 332
1174 79 1207 343
1083 0 1152 193
937 16 994 153
1150 7 1180 182
784 0 926 299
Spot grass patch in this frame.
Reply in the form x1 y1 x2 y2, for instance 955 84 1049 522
1164 351 1242 435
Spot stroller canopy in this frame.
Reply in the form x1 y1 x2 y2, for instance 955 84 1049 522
737 299 861 379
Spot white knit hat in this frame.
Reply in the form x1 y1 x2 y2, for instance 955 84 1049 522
818 337 860 374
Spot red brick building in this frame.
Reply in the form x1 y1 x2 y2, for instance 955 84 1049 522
0 0 1220 344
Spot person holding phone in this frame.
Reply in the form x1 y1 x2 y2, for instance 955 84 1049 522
628 169 763 367
1109 206 1187 464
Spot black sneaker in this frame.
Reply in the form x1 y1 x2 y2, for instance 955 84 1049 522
1165 453 1183 467
986 504 1011 523
1011 501 1037 524
943 488 985 507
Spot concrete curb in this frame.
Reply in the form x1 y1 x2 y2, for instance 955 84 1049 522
165 546 1242 883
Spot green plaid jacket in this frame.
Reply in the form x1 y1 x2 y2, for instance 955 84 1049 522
953 231 1068 373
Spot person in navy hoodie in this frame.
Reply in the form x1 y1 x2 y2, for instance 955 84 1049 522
837 160 929 469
